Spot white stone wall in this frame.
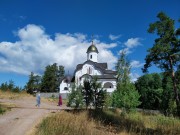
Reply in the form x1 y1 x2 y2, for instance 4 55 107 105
75 63 102 86
100 80 117 93
59 79 71 94
87 52 98 62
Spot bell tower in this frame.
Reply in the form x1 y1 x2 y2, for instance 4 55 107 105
86 40 98 62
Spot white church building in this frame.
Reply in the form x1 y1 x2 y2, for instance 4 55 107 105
59 41 117 98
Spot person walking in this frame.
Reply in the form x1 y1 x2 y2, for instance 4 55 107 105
36 93 41 107
58 94 62 106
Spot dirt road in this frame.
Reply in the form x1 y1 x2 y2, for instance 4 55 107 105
0 97 67 135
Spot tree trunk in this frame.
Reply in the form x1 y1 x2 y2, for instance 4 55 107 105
169 57 180 116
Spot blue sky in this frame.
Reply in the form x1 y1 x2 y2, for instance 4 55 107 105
0 0 179 87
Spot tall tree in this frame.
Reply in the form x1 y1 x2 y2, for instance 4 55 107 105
116 51 130 85
113 52 140 111
26 72 41 94
161 72 175 115
41 63 64 92
142 12 180 115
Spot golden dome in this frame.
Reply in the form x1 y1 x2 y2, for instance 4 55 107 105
86 44 99 53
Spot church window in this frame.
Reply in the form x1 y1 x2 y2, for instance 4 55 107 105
90 55 92 59
89 67 92 74
104 82 113 88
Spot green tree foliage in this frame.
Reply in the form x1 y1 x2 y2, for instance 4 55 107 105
161 71 180 116
41 63 64 92
113 83 141 111
142 12 180 115
67 84 83 109
91 77 107 109
0 82 8 91
175 68 180 91
8 80 15 90
82 79 93 109
135 73 163 110
68 77 107 110
113 52 141 111
25 72 41 94
116 51 130 84
0 80 22 92
161 69 180 116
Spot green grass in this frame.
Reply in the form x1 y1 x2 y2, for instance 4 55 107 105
0 103 14 115
0 105 6 114
35 109 180 135
89 109 180 135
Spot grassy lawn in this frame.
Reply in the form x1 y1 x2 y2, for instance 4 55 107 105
35 109 180 135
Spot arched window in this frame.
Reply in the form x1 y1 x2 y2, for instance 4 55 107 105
103 82 113 88
90 55 92 59
64 87 68 90
89 67 92 74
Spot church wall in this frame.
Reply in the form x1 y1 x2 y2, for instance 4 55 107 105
59 80 71 94
98 79 117 93
87 52 98 62
75 63 102 85
81 64 102 75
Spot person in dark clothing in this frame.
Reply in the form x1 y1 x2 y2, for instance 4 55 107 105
58 94 62 106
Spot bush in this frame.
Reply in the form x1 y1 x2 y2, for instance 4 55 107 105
112 83 141 111
67 85 83 109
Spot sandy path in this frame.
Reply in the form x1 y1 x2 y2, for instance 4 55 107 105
0 97 68 135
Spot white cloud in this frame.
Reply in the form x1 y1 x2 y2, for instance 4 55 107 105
130 72 140 82
119 37 142 55
124 38 141 48
119 48 132 55
130 60 144 68
109 34 121 40
0 24 117 75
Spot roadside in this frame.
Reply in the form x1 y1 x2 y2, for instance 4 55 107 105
0 97 67 135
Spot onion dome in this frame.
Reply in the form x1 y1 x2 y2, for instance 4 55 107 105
86 41 99 53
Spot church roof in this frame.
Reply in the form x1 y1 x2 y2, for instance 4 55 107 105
59 75 73 83
74 60 116 75
86 42 99 53
96 74 116 79
79 74 116 80
74 60 106 73
104 70 117 74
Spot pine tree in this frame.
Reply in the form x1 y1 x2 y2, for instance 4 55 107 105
26 72 41 94
113 51 140 111
142 12 180 115
41 63 64 92
116 51 130 85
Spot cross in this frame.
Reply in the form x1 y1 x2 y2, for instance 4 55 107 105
91 34 94 45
